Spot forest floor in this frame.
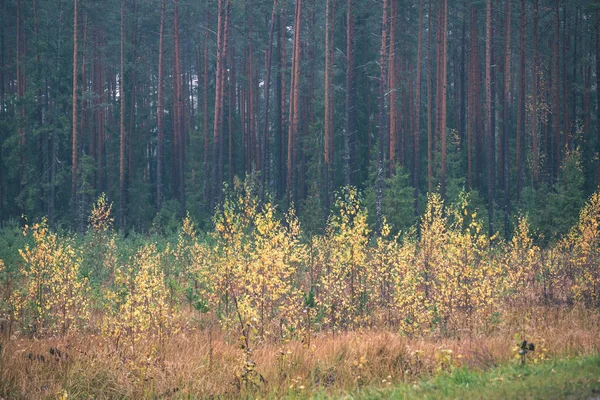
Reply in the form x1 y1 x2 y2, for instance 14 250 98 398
0 306 599 399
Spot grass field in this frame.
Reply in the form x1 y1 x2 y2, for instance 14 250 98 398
356 355 600 400
1 307 599 399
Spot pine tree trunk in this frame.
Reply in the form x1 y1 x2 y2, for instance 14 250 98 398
287 0 302 206
119 0 126 227
414 0 423 214
553 0 560 180
532 0 540 189
562 8 569 154
72 0 79 227
203 11 210 201
376 0 388 230
388 0 397 175
502 0 511 239
571 10 577 151
228 29 235 184
262 0 278 195
439 0 448 200
0 0 3 219
516 0 526 200
212 0 230 207
280 8 287 199
596 10 600 188
156 0 165 212
174 0 185 216
427 0 433 193
324 0 334 211
485 0 494 236
344 0 354 187
467 3 476 191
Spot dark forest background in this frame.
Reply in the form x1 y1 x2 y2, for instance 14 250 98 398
1 0 599 241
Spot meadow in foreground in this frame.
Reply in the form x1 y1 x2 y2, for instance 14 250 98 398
0 179 599 398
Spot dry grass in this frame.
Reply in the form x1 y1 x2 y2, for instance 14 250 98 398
1 306 599 399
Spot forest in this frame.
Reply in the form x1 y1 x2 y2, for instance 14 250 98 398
0 0 599 236
1 0 600 398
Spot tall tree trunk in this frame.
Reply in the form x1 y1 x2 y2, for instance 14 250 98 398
388 0 397 175
552 0 560 180
119 0 126 227
287 0 302 206
324 0 334 211
156 0 165 212
262 0 278 196
427 0 433 192
556 6 577 155
97 29 106 194
17 0 26 176
467 3 476 191
228 28 235 183
485 0 494 236
584 54 591 145
80 15 88 165
0 0 3 220
439 0 448 200
459 7 466 160
279 8 287 199
344 0 355 187
376 0 388 230
414 0 423 215
571 10 577 151
174 0 185 215
596 10 600 188
275 12 282 197
212 0 224 208
247 0 256 173
203 11 210 202
72 0 79 227
532 0 540 189
212 0 230 207
502 0 511 239
516 0 526 200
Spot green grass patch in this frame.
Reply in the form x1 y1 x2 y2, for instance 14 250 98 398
338 355 600 399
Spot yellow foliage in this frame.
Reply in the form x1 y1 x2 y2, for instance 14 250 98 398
88 193 114 233
103 244 177 350
504 216 542 303
316 187 371 331
17 219 89 336
562 192 600 306
206 178 304 345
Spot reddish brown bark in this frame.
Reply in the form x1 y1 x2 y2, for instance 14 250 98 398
212 0 231 206
388 0 397 175
485 0 494 235
174 0 185 215
502 0 511 238
72 0 79 225
287 0 302 205
516 0 526 199
262 0 278 193
439 0 448 200
414 0 423 214
344 0 355 187
553 0 560 180
279 8 287 197
427 0 433 192
156 0 165 211
596 10 600 188
376 0 388 230
532 0 540 189
324 0 334 210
